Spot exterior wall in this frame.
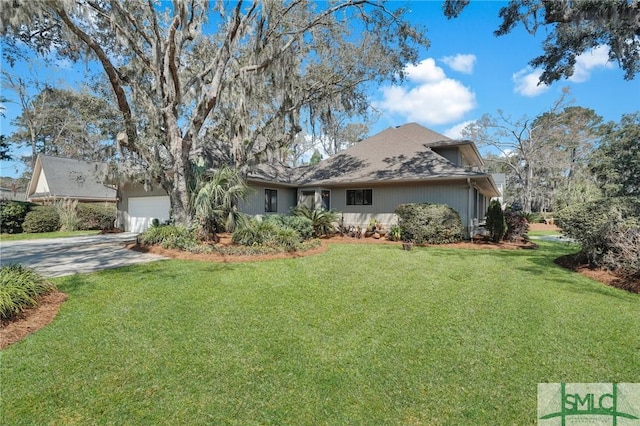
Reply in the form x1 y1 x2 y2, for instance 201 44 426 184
239 183 298 216
325 181 473 232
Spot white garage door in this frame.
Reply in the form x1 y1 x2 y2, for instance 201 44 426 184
127 196 171 233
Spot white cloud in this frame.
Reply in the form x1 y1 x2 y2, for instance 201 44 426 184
405 58 446 82
513 46 613 95
374 58 476 125
569 46 613 83
441 54 476 74
443 120 475 139
512 67 550 97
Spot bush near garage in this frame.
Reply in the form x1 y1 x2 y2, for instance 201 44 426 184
21 205 60 233
395 203 464 244
138 224 199 251
0 200 35 234
76 203 116 230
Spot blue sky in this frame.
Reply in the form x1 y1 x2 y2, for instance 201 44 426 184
1 0 639 179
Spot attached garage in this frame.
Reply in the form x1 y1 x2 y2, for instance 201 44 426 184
125 196 171 233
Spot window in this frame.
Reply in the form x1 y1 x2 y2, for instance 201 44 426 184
346 189 372 206
265 189 278 212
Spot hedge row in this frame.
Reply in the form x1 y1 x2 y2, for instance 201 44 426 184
0 200 115 234
0 201 34 234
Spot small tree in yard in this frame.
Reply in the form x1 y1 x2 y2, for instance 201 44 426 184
194 166 251 241
486 200 506 243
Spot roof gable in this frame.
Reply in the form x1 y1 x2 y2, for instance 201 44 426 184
26 155 117 201
298 123 487 186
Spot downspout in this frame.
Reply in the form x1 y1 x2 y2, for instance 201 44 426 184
467 178 473 239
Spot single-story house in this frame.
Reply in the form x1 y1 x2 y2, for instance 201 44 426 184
117 123 501 235
26 154 118 204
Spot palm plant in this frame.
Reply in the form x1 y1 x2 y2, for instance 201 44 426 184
293 205 338 237
193 165 252 240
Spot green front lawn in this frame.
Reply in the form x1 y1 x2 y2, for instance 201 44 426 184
0 230 100 241
2 241 638 424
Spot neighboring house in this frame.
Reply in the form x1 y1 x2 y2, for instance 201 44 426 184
26 155 118 204
117 123 501 235
0 187 26 201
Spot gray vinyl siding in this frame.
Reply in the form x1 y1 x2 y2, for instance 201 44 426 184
330 181 471 229
431 147 462 166
240 184 298 216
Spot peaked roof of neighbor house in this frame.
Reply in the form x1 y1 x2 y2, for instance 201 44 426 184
26 155 118 202
296 123 498 196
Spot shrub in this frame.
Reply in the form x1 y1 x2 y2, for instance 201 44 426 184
485 200 506 242
556 197 640 268
387 225 402 241
232 219 303 251
138 224 198 251
293 206 338 237
521 212 542 224
22 206 60 233
395 203 464 244
602 220 640 284
262 214 314 241
0 264 55 320
504 210 530 242
0 200 34 234
55 199 80 232
76 203 116 230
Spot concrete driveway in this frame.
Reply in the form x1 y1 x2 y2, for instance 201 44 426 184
0 233 167 278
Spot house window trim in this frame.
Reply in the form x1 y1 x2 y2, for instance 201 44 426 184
265 188 278 213
346 189 373 206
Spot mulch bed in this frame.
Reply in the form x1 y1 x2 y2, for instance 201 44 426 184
554 253 639 294
0 291 68 349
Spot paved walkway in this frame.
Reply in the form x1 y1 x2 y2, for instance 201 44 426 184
0 233 167 277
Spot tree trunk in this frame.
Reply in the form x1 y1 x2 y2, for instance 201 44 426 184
524 162 533 213
166 154 192 226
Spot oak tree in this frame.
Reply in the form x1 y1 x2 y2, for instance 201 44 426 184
444 0 640 84
2 1 427 225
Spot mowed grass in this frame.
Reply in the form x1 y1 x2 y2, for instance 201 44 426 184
0 230 100 241
1 241 638 425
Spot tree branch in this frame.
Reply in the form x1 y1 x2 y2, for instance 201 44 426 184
54 5 138 151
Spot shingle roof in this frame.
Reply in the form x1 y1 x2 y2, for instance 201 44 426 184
27 155 117 201
247 162 309 186
297 123 491 186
